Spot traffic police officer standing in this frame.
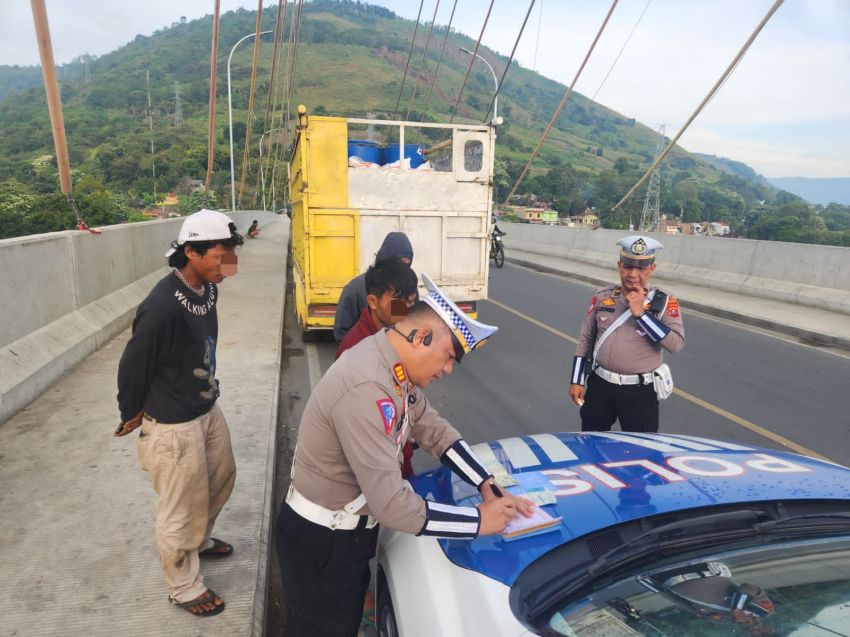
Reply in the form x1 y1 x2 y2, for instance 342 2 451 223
277 273 533 636
568 236 685 432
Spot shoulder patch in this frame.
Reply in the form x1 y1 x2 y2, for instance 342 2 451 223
376 399 396 436
667 297 680 318
586 295 598 316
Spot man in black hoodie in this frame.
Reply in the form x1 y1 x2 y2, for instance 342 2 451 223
333 232 414 343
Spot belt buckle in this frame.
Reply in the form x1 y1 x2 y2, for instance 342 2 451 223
612 372 622 385
329 509 347 530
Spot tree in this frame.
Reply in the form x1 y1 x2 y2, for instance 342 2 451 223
673 180 700 219
613 157 629 174
493 159 511 201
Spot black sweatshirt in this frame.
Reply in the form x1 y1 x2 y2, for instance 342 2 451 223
117 271 221 424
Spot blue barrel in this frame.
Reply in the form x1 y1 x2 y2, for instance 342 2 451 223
382 143 425 168
347 139 383 164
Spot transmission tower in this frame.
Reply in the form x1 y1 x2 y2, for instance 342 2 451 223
173 81 183 126
639 124 665 233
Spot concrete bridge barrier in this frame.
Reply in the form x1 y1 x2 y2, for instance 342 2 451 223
0 210 280 424
502 222 850 315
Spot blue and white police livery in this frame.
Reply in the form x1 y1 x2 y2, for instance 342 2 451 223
376 432 850 636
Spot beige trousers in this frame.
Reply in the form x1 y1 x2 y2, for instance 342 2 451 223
138 402 236 602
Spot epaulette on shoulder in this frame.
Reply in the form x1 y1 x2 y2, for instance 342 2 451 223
596 284 618 297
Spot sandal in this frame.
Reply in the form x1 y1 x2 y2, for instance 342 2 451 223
170 589 225 617
360 592 376 629
199 538 234 558
360 608 376 629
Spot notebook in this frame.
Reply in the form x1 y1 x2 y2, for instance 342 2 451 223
500 506 563 542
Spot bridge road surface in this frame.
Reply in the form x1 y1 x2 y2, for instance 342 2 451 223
269 261 850 636
306 262 850 468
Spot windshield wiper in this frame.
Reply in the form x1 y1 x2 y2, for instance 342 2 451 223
754 513 850 533
586 510 768 577
525 510 769 624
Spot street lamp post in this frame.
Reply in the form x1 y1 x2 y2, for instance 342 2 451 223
228 30 273 211
258 127 284 211
460 47 497 121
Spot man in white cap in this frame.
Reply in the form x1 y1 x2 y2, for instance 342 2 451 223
277 273 534 636
115 209 243 617
568 236 685 432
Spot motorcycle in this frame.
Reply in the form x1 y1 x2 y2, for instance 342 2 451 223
490 229 505 268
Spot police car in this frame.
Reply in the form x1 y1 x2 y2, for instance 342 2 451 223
376 432 850 636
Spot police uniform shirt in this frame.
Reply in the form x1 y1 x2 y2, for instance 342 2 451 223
571 284 685 381
291 329 491 538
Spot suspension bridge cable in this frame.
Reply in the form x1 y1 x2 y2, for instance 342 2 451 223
612 0 785 211
504 0 619 205
419 0 457 120
481 0 536 123
205 0 222 194
257 0 286 207
404 0 441 121
238 0 266 207
265 0 290 200
591 0 652 101
272 0 299 210
392 0 425 119
448 0 495 124
275 0 304 210
532 0 543 71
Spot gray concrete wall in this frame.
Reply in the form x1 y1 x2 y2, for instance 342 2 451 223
0 210 280 424
503 222 850 313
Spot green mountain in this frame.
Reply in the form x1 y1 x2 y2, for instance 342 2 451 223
1 0 848 245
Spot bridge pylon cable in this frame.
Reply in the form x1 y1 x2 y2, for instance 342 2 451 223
392 0 425 120
504 0 619 205
266 1 291 208
481 0 536 123
612 0 785 211
404 0 440 122
448 0 495 124
420 0 458 121
591 0 652 101
238 0 266 208
205 0 222 196
257 0 286 207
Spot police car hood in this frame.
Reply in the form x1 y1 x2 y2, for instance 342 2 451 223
408 432 850 586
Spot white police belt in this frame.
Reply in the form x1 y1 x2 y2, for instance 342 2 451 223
286 485 377 531
594 364 653 386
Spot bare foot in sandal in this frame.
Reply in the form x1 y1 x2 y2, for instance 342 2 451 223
172 589 225 617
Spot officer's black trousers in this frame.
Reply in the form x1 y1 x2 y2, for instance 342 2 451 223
580 372 659 432
276 502 378 637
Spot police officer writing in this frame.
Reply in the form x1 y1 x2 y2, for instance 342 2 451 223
568 236 685 433
277 273 534 636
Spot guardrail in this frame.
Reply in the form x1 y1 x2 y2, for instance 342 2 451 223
0 210 280 424
502 222 850 315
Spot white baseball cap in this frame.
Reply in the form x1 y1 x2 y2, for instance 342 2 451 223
165 209 236 257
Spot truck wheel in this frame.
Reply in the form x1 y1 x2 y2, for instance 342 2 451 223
494 244 505 268
301 329 319 343
377 578 399 637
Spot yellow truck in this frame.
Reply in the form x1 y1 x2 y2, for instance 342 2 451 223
289 105 496 336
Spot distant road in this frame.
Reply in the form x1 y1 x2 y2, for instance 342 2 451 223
307 262 850 467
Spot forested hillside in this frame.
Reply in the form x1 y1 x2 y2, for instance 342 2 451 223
1 0 847 245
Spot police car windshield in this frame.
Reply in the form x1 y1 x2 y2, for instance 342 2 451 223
537 536 850 637
512 501 850 631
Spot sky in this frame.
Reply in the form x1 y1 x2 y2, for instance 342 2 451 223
2 0 848 178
